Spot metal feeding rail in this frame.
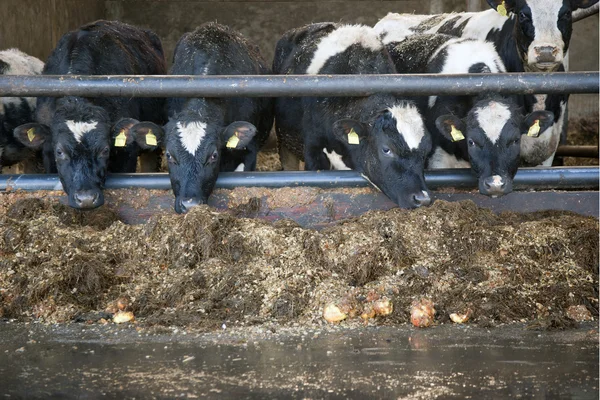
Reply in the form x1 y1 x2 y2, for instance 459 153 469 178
0 71 598 191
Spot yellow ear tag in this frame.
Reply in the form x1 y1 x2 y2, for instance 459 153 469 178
450 125 465 142
27 128 36 142
115 130 127 147
497 1 508 17
145 129 158 146
226 132 240 149
347 128 360 145
528 119 541 137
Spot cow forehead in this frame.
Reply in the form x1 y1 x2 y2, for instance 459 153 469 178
65 120 99 143
527 0 566 42
307 25 383 75
474 102 512 144
388 105 425 150
176 121 208 155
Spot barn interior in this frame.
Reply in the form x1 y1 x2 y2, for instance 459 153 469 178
0 1 598 398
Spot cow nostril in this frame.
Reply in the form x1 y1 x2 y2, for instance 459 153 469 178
412 191 431 208
179 197 201 213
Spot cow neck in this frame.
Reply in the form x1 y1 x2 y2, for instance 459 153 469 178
488 17 526 74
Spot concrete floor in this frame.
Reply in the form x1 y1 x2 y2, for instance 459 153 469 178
0 322 597 399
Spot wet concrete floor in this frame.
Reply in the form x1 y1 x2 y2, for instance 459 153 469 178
0 322 597 399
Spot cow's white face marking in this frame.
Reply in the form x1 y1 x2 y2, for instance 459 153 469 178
66 120 98 143
388 104 425 150
527 0 565 67
475 102 511 144
307 25 383 75
428 147 471 169
234 163 245 172
177 121 207 155
323 148 351 170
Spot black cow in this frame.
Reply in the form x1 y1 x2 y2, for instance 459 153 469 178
13 20 167 209
273 23 432 209
374 0 599 166
0 49 44 172
385 34 554 196
134 23 274 214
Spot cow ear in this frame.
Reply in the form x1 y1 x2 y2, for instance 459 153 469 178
571 0 599 11
221 121 257 150
130 122 165 151
486 0 516 15
13 123 50 150
521 111 555 138
111 118 138 148
435 115 467 143
332 119 368 146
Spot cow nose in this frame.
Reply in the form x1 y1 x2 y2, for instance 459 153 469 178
483 175 506 196
179 197 201 213
412 191 432 208
535 46 559 63
73 190 101 209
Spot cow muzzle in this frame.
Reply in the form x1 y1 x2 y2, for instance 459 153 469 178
175 197 205 214
480 175 511 197
529 45 562 72
72 189 104 209
411 190 432 208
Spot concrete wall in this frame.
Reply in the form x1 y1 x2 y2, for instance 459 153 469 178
0 0 598 117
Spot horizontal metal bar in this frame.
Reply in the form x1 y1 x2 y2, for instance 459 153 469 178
0 72 597 98
573 3 599 23
555 145 599 158
0 167 597 192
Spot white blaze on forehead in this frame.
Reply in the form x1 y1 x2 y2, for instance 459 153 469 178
388 104 425 150
177 121 207 155
66 120 98 143
306 25 383 75
323 148 351 170
528 0 566 62
475 102 512 144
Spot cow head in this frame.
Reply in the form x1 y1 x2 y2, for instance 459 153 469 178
109 118 164 173
487 0 598 71
14 98 112 209
331 103 432 209
435 97 554 196
163 110 257 214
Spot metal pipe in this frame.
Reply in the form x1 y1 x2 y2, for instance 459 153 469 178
0 72 597 98
0 167 597 191
573 3 599 23
555 145 599 158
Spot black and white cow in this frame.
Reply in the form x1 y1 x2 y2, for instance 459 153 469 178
13 20 167 209
134 23 273 214
0 49 44 172
374 0 599 166
383 33 554 196
273 23 432 209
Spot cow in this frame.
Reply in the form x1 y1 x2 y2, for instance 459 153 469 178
0 49 44 172
383 33 554 196
13 20 168 209
273 23 432 209
131 23 274 214
374 0 599 167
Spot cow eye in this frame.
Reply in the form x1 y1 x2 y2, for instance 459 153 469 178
519 11 531 21
166 151 177 165
511 138 520 146
382 147 392 156
209 150 219 163
55 147 67 160
468 139 476 147
100 146 110 158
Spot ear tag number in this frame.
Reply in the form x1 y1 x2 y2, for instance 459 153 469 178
226 132 240 149
27 128 36 142
497 1 508 17
145 129 158 146
450 125 465 142
115 130 127 147
527 119 541 137
347 128 360 145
